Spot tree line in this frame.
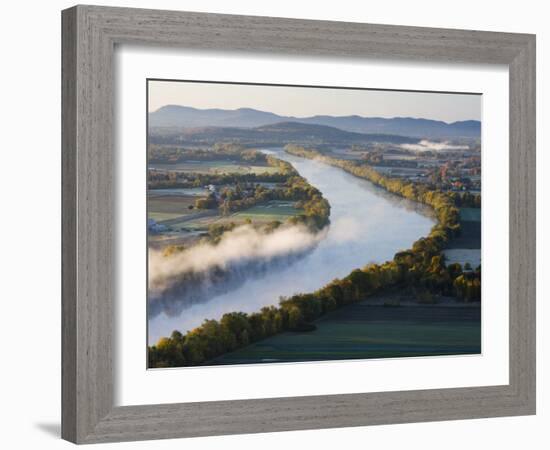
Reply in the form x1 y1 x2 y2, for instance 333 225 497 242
149 170 291 189
148 151 296 189
148 143 263 164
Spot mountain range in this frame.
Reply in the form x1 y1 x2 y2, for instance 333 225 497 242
149 105 481 139
150 121 419 146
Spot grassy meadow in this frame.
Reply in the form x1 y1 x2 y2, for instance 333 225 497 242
210 301 481 365
445 207 482 250
218 201 301 224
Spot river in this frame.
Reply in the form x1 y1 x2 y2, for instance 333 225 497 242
148 149 435 344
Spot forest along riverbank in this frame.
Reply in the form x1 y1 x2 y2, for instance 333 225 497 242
148 148 435 344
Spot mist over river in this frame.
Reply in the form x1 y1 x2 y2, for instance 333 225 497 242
148 148 435 344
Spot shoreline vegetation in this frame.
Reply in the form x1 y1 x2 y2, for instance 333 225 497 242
148 145 481 368
149 144 330 235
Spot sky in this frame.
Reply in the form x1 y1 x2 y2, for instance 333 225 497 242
148 80 481 123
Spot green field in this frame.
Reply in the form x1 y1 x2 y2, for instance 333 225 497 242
149 161 281 175
167 213 217 230
446 207 481 250
149 200 303 233
148 187 209 197
175 201 303 230
210 302 481 365
459 208 481 222
225 201 301 224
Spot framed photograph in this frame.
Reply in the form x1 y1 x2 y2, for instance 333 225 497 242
62 5 536 444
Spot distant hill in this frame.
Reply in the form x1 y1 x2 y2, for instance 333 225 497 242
149 105 481 138
299 117 481 139
252 122 416 143
150 105 282 129
149 121 419 146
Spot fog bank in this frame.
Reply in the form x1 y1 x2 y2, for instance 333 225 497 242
400 140 470 152
149 224 326 293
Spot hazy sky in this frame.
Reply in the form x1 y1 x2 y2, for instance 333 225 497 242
148 80 481 123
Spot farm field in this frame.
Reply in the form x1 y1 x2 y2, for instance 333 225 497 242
148 160 281 175
327 148 366 160
445 207 481 250
148 194 200 222
148 187 209 197
169 201 303 231
459 207 481 222
210 301 481 365
147 232 203 250
443 248 481 267
221 201 301 224
372 166 428 175
149 200 303 240
164 211 218 230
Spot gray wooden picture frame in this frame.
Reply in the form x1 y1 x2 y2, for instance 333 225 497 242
61 4 536 444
